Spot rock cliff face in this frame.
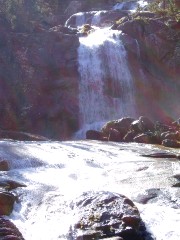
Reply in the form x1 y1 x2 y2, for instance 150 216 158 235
0 15 79 139
0 1 179 139
115 15 180 122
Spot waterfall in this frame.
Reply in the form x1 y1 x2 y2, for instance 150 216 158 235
113 0 148 11
91 11 107 26
76 17 137 137
75 12 86 27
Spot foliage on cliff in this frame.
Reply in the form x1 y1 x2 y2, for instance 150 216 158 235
145 0 179 20
0 0 71 30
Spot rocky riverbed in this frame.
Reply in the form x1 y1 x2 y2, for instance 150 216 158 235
0 139 179 239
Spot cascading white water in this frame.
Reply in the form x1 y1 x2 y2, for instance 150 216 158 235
91 10 107 26
113 0 148 10
78 29 136 124
76 14 136 137
75 12 86 27
1 140 180 240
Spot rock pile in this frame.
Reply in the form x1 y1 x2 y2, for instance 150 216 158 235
0 179 26 239
86 116 180 148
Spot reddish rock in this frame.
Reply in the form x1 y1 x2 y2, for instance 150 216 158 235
162 139 180 148
133 133 152 144
0 192 15 216
118 16 180 121
0 217 24 239
0 17 80 140
71 191 143 239
0 160 9 171
86 130 103 140
101 117 135 137
123 130 137 142
108 128 123 142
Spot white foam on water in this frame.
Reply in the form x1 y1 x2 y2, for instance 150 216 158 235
0 140 178 240
138 203 180 240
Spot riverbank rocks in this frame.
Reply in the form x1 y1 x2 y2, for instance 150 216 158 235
0 180 27 191
0 130 49 141
70 191 145 240
101 117 135 137
86 116 180 148
0 217 24 239
0 160 9 171
0 192 16 216
162 139 180 148
86 130 104 141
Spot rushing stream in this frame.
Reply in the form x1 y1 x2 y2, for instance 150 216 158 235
1 140 179 240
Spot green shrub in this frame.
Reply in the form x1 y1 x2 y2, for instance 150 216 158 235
147 0 179 20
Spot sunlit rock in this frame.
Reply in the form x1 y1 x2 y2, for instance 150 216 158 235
70 191 145 239
101 117 135 137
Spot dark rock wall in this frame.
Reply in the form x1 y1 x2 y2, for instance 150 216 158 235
0 15 80 139
119 17 180 122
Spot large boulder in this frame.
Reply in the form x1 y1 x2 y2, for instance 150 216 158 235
86 130 104 140
0 160 9 171
0 192 16 216
0 217 24 239
70 191 145 239
130 116 154 133
101 117 135 137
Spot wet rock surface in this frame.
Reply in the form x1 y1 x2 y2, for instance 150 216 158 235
134 188 180 209
0 180 27 192
70 191 148 239
0 130 49 141
87 116 180 148
119 16 180 120
0 160 9 171
0 217 24 240
0 192 16 216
